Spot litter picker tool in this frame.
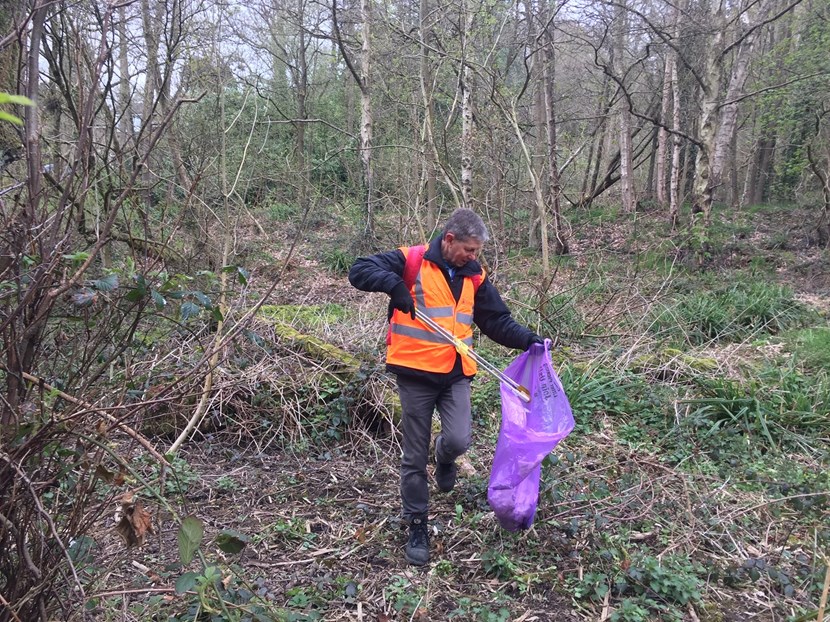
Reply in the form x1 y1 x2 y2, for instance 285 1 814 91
413 308 531 402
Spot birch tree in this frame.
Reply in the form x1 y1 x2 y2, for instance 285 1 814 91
541 0 567 254
613 0 636 213
333 0 375 237
685 0 805 246
419 0 438 230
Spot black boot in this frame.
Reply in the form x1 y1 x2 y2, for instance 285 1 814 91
405 514 430 566
435 461 457 492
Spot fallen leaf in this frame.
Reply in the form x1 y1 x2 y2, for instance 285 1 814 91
457 455 477 477
95 464 126 486
114 494 154 547
95 464 116 483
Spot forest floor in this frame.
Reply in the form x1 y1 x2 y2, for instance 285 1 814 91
87 203 830 622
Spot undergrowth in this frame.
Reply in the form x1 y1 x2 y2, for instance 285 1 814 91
6 201 829 622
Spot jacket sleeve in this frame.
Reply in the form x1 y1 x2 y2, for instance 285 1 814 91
348 249 407 295
473 278 538 350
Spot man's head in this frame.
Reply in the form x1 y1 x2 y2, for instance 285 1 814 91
440 208 488 268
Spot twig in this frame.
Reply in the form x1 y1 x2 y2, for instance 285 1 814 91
0 592 24 622
0 452 86 604
818 562 830 622
6 366 168 465
87 587 176 600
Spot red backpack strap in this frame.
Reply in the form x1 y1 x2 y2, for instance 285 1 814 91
402 244 427 289
388 244 426 346
470 263 487 293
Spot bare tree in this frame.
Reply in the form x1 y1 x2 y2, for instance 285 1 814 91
613 0 635 214
806 106 830 246
332 0 375 238
541 0 567 254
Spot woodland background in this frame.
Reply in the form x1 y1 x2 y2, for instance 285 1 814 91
1 0 829 620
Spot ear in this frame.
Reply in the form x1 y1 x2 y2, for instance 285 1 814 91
444 232 455 244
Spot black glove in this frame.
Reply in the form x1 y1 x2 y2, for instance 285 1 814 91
390 282 416 320
526 334 544 350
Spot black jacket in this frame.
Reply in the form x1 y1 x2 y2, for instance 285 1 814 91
348 236 539 386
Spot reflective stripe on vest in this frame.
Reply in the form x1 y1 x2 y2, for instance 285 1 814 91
387 253 478 375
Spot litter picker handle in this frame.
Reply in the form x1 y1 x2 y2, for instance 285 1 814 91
413 308 531 402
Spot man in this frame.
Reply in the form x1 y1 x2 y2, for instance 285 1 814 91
348 208 542 566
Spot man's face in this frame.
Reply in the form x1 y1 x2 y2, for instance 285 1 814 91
441 232 483 268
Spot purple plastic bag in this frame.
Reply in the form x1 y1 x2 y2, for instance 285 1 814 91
487 339 574 531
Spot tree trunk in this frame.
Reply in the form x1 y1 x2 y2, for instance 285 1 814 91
117 5 134 150
709 38 756 211
579 76 612 209
0 0 24 170
614 1 635 213
752 132 776 204
140 0 162 211
729 122 740 209
542 7 567 255
669 38 682 229
459 0 474 210
296 0 310 218
419 0 437 231
359 0 374 237
656 49 672 208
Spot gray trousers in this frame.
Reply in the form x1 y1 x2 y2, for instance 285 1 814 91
396 376 472 519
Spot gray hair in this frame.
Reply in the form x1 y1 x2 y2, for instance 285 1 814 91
442 208 489 243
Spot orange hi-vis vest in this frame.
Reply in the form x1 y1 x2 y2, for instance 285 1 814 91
387 246 483 375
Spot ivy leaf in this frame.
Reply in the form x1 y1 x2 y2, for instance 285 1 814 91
175 571 200 595
190 290 212 308
126 275 148 302
244 330 266 348
177 516 203 565
151 289 166 309
180 301 200 321
223 265 250 285
67 535 96 565
215 529 249 555
211 306 224 323
91 274 119 292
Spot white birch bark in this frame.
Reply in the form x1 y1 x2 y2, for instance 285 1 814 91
419 0 437 231
117 5 134 150
614 1 635 213
669 50 682 229
542 7 566 255
360 0 374 235
459 1 474 209
656 50 672 208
